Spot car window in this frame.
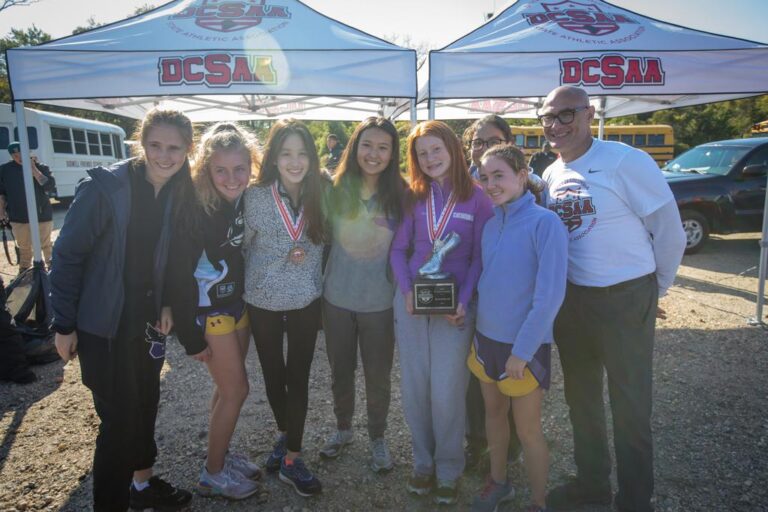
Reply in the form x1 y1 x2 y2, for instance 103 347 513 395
663 146 751 175
744 146 768 171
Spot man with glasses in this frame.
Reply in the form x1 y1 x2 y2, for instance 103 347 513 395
539 87 685 512
0 142 56 272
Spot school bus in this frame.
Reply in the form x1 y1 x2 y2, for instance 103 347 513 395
751 120 768 137
510 124 675 166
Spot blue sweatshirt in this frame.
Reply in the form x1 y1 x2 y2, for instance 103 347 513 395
476 191 568 362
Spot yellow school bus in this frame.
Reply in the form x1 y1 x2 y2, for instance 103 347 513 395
510 124 675 166
751 120 768 137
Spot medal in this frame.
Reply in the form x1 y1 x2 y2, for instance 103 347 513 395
271 182 307 264
426 187 457 244
289 245 306 264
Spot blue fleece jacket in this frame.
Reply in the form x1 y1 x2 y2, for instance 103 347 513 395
476 191 568 362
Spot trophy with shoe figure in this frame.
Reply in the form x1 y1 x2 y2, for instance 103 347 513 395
413 231 460 315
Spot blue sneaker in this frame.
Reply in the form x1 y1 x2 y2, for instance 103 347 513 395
471 476 515 512
279 457 322 497
265 434 287 473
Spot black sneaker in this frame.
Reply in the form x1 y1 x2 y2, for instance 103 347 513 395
265 433 287 473
129 476 192 511
279 456 322 497
546 477 611 511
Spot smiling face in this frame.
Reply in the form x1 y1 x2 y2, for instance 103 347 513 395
415 135 451 185
209 148 251 204
471 123 507 167
479 155 527 206
356 127 393 184
277 132 310 193
540 87 594 162
142 123 189 186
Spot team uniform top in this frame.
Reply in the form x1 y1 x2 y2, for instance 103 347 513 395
476 191 568 362
543 138 673 287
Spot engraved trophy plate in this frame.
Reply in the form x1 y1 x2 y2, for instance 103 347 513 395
412 231 460 315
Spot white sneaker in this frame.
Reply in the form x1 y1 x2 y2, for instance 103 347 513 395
196 464 260 500
226 451 263 480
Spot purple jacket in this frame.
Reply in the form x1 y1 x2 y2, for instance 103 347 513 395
390 180 493 308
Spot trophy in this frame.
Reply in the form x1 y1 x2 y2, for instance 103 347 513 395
412 231 460 314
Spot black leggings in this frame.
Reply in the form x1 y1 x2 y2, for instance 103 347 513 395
248 299 320 453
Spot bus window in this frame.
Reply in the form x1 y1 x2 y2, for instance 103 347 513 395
514 134 525 146
620 134 633 145
526 135 538 148
100 133 113 156
51 126 73 154
607 134 620 142
73 129 88 155
648 134 664 146
112 134 123 159
635 134 647 146
13 127 38 150
87 131 101 155
0 127 9 150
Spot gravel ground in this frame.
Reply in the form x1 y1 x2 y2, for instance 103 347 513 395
1 214 767 512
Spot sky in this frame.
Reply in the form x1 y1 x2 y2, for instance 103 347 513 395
0 0 766 47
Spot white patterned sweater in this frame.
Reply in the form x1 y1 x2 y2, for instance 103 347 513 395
242 184 323 311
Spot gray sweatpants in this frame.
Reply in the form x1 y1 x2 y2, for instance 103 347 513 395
393 292 474 481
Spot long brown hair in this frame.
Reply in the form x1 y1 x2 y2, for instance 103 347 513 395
256 119 327 244
330 117 406 223
407 120 473 203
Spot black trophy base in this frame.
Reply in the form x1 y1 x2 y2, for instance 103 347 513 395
413 277 456 315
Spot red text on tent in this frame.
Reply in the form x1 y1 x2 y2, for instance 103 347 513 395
170 0 291 33
559 55 665 89
158 54 277 87
524 2 637 36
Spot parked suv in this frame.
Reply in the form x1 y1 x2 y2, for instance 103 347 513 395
663 137 768 253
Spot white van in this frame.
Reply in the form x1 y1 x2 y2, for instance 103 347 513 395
0 103 126 202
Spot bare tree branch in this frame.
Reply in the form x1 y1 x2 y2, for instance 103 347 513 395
0 0 40 13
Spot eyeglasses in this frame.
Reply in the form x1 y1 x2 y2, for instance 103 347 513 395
470 138 504 150
537 106 590 127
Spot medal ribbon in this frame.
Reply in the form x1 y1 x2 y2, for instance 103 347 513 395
271 182 305 242
427 187 457 244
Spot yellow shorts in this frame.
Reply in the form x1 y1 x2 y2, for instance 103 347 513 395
200 304 250 336
467 341 539 398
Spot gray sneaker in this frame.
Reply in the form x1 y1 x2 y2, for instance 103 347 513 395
471 477 515 512
197 464 261 500
319 429 354 459
226 451 263 480
370 437 394 473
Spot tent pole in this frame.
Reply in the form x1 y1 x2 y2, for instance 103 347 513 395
410 99 417 128
597 97 606 140
750 174 768 327
13 101 44 265
428 99 435 120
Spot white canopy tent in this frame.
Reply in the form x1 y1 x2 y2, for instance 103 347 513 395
4 0 417 264
396 0 768 325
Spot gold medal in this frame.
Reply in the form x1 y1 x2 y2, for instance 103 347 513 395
289 245 306 264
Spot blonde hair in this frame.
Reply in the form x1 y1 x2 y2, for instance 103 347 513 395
191 122 260 215
132 108 194 162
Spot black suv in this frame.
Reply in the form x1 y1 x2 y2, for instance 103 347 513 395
663 137 768 253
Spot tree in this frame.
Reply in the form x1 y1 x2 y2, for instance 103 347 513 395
0 0 38 13
72 16 101 35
